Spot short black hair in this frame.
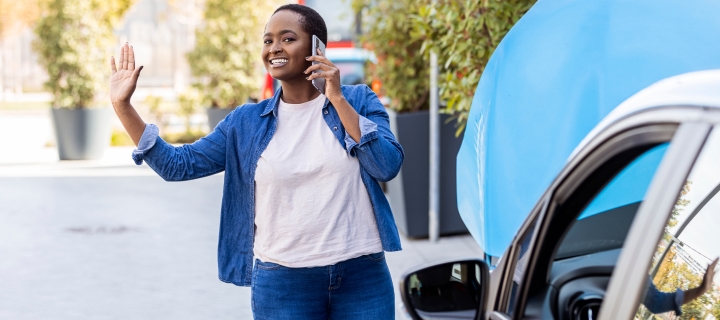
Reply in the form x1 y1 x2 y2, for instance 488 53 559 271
273 4 328 45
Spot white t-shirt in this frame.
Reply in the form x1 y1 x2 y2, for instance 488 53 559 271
253 93 383 268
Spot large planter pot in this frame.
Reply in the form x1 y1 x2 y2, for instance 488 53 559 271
206 107 234 130
51 107 111 160
386 109 468 238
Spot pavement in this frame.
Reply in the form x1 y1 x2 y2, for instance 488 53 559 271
0 110 484 319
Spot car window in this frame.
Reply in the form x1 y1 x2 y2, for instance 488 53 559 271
556 143 669 260
506 219 537 317
635 128 720 319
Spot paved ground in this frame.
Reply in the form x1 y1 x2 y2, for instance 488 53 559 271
0 110 484 319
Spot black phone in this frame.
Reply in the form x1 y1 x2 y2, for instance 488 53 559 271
311 35 326 95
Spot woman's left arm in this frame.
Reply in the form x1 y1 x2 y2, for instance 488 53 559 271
306 51 404 182
341 87 404 182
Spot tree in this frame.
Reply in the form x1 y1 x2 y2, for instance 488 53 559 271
32 0 134 108
186 0 283 109
353 0 536 129
416 0 536 131
352 0 430 113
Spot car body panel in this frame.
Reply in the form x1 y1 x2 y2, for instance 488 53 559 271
456 0 720 257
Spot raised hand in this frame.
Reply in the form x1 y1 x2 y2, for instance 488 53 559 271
110 43 143 105
702 258 718 293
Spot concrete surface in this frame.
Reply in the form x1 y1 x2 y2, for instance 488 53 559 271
0 110 484 319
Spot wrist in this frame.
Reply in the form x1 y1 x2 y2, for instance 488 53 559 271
329 95 348 106
112 100 131 108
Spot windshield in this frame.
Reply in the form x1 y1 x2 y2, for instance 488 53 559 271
556 143 669 260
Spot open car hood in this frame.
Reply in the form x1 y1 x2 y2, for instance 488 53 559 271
456 0 720 257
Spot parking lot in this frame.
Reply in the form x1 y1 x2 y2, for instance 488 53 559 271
0 110 483 319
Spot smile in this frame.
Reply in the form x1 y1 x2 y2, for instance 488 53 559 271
269 58 288 66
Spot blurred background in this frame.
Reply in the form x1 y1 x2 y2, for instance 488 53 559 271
0 0 527 318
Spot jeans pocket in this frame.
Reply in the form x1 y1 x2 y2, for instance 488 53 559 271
256 260 284 271
363 251 385 262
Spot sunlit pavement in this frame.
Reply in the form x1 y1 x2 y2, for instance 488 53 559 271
0 110 483 319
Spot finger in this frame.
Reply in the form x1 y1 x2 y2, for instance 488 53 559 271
122 43 129 70
306 70 336 81
110 56 117 74
304 63 334 74
317 48 323 56
128 45 136 70
306 55 332 65
119 44 126 70
132 66 144 82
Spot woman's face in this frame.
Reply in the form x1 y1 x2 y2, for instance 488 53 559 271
262 10 312 82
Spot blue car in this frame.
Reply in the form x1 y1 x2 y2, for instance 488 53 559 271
399 1 720 319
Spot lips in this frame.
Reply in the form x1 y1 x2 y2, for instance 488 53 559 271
269 58 288 67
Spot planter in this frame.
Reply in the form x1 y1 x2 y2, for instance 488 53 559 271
206 107 234 130
51 107 111 160
386 110 468 238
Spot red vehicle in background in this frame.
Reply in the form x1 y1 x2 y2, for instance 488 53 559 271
261 0 382 100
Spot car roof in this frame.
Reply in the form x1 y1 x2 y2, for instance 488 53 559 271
570 69 720 159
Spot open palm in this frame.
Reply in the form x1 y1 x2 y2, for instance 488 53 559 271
110 43 143 104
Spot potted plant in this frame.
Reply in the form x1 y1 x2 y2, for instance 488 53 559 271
186 0 281 130
33 0 133 160
353 0 469 238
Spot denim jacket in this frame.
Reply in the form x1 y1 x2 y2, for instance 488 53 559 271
132 84 404 286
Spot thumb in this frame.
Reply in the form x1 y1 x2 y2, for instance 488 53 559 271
132 66 144 82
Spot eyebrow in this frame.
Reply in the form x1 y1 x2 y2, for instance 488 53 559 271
263 30 298 38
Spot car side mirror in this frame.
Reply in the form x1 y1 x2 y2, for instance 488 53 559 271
400 259 490 320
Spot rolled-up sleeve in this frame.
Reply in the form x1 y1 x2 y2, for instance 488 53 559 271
128 118 229 181
132 124 160 165
343 115 379 156
344 86 404 182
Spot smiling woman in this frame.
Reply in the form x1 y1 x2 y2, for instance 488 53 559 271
108 4 403 320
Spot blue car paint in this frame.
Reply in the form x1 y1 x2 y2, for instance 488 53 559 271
457 0 720 257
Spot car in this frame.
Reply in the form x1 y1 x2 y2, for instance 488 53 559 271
400 69 720 320
399 1 720 319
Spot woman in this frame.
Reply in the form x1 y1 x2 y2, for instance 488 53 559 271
109 4 403 319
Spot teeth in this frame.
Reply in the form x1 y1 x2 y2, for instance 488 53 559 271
271 59 288 64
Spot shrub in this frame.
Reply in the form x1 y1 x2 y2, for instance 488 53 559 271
354 0 536 129
32 0 134 109
418 0 536 130
352 0 430 113
187 0 284 109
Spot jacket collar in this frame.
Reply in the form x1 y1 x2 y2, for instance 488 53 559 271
260 87 282 117
260 86 333 117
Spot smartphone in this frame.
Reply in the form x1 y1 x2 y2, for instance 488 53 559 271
311 35 326 95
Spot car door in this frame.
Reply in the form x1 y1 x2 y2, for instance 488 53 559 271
600 117 720 320
491 107 717 319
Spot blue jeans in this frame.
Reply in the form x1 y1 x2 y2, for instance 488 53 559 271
251 252 395 319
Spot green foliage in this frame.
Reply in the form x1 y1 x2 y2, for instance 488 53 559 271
354 0 536 127
417 0 536 128
178 89 201 133
352 0 430 112
32 0 133 109
144 95 164 126
110 128 135 146
187 0 283 109
161 130 207 144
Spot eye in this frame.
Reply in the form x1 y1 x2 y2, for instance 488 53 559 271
282 37 295 42
263 39 272 44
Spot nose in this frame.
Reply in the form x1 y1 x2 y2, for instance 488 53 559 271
269 44 282 55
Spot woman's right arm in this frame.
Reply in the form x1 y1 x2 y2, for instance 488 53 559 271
110 43 146 145
110 43 227 181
